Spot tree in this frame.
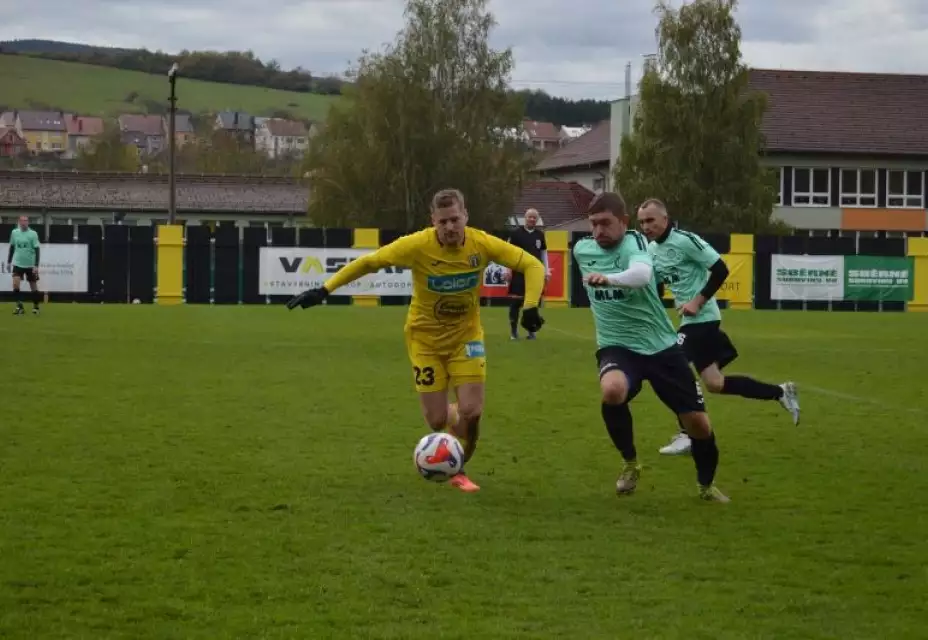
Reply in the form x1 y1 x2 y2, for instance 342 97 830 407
613 0 784 234
304 0 530 230
75 122 139 172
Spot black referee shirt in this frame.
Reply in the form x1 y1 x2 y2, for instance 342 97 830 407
507 226 547 262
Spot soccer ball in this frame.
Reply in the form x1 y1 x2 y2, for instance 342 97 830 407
413 432 465 482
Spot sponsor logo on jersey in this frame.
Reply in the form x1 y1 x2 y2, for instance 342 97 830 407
427 270 480 293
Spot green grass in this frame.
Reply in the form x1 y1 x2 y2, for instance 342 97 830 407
2 305 926 638
0 54 340 121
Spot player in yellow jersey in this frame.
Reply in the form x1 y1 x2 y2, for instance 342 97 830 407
287 188 546 492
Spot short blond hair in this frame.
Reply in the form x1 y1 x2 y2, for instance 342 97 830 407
431 188 465 211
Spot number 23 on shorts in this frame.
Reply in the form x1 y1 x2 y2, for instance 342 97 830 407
413 364 437 388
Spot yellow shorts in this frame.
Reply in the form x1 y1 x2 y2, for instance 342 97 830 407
405 332 487 393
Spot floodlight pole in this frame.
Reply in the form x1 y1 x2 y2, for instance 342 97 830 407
168 63 179 225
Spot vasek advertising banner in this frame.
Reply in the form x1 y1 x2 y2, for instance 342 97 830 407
259 247 412 296
770 254 915 302
0 243 89 293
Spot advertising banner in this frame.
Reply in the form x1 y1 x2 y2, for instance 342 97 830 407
843 256 914 301
259 247 412 296
480 251 566 299
770 254 844 301
0 243 88 292
717 253 753 304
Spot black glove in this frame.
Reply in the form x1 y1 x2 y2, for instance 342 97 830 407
520 306 544 333
286 286 329 310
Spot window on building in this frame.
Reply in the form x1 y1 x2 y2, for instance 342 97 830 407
839 168 877 206
792 167 830 206
887 170 924 208
593 177 605 191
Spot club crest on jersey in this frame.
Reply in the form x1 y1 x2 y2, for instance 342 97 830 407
535 239 542 249
468 254 480 267
428 270 480 293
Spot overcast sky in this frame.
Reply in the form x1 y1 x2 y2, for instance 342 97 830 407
2 0 927 100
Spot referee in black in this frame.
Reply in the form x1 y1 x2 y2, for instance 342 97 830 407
505 208 550 340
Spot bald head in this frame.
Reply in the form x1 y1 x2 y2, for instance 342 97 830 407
637 199 670 241
524 208 540 230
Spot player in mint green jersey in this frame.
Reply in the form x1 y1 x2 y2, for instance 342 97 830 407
638 199 800 456
6 216 42 316
574 192 728 502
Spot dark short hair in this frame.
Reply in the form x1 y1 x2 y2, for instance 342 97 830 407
431 188 465 211
587 191 627 217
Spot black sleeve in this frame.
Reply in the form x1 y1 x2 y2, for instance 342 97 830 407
6 245 12 263
35 246 40 266
700 258 729 299
540 231 547 251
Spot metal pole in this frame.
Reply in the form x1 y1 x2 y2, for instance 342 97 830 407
168 64 178 225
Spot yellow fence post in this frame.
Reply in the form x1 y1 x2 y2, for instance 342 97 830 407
544 230 569 309
156 225 184 306
907 237 928 312
722 234 755 310
352 228 380 307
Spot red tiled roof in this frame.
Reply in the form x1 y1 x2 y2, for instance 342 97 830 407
523 119 561 141
749 68 928 156
534 120 610 171
512 181 596 228
66 115 104 136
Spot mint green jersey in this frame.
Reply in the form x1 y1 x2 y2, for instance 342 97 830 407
573 231 677 355
9 228 40 268
649 228 721 326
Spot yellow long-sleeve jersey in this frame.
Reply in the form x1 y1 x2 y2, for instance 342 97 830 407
323 227 545 350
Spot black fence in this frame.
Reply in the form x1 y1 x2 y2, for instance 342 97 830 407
0 223 918 311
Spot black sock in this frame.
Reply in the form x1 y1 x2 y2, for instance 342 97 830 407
33 289 41 307
690 432 719 487
677 415 687 435
721 375 782 400
13 288 22 305
508 302 521 334
601 403 637 462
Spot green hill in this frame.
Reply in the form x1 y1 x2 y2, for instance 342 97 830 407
0 54 340 121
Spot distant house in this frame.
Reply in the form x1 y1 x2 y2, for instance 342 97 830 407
162 113 195 148
533 120 611 195
118 114 165 156
0 127 27 157
215 111 255 146
255 118 309 158
65 114 105 158
2 110 68 154
522 119 563 151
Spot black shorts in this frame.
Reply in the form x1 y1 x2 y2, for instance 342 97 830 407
508 271 526 297
596 344 706 415
11 266 38 283
678 321 738 373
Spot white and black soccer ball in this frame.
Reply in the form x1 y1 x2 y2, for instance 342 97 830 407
413 432 465 482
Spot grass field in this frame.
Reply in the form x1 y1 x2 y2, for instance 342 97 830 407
0 54 340 121
2 305 926 639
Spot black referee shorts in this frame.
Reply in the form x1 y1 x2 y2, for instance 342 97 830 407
677 321 739 373
596 344 706 415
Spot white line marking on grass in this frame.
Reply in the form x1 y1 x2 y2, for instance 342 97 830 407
543 325 922 416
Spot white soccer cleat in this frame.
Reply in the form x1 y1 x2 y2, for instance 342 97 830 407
659 432 691 455
779 381 800 426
